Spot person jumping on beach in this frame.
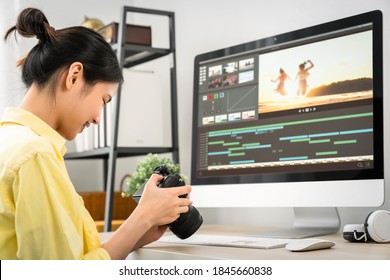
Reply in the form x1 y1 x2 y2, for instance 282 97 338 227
271 68 290 96
295 60 314 96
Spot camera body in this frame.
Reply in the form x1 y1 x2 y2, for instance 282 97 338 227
153 165 186 192
134 165 203 239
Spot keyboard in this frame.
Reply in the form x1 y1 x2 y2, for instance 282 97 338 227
159 234 295 249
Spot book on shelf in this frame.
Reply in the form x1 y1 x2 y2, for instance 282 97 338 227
117 68 171 147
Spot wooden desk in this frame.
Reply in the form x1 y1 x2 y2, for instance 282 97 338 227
100 224 390 260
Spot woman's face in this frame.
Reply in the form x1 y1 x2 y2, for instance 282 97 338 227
58 81 118 140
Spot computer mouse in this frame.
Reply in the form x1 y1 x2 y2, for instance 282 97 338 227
285 239 335 252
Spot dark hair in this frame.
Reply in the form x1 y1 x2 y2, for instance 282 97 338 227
4 8 123 93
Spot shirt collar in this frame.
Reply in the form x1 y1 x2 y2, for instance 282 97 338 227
0 107 67 156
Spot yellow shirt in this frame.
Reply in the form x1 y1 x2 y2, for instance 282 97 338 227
0 107 110 259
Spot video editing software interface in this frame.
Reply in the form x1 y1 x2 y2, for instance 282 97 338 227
194 23 375 179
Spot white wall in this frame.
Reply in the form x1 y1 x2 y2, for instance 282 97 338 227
1 0 389 229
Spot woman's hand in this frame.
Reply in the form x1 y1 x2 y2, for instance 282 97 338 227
135 174 192 227
101 174 192 259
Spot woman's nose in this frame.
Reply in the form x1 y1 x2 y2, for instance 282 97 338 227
92 116 100 125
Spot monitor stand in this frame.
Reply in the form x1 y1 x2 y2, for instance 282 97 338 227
253 207 340 239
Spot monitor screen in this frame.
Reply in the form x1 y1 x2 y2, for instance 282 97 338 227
190 11 383 237
192 10 383 187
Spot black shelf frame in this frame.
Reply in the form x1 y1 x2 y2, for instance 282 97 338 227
65 147 175 160
65 6 179 232
112 44 172 68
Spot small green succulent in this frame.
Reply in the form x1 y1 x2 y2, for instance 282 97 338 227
122 153 186 197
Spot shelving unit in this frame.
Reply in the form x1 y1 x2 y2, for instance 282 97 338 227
65 6 179 232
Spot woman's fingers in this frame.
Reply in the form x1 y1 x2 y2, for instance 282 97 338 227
147 173 163 186
178 205 190 214
174 185 192 197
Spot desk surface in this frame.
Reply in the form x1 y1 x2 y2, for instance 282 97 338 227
100 224 390 260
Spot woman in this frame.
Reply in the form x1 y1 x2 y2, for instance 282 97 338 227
0 8 192 260
295 60 314 96
271 68 290 96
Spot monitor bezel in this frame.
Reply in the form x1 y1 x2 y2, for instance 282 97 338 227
190 10 383 186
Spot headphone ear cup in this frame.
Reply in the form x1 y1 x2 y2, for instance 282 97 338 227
364 210 390 243
363 211 374 241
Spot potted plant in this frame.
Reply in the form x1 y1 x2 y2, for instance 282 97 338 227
122 153 186 198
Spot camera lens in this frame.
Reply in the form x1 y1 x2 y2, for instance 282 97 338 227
169 205 203 239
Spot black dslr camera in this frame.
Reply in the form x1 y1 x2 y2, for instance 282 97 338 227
133 165 203 239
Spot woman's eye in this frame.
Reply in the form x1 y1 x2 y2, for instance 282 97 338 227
102 96 112 106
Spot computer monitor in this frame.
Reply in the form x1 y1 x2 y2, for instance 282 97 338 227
190 10 384 238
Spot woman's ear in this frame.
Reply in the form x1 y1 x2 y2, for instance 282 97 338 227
65 62 84 90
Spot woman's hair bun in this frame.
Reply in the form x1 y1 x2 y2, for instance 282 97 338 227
4 7 122 89
4 7 56 43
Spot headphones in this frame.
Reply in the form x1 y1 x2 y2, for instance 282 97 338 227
343 210 390 243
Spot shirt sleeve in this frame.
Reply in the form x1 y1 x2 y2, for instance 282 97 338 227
13 152 110 260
